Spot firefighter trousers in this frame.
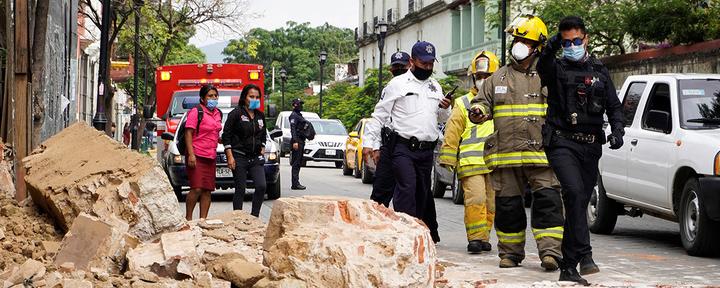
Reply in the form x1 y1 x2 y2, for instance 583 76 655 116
462 173 495 242
546 137 602 269
491 167 564 263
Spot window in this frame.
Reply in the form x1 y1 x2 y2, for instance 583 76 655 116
373 16 378 29
363 22 368 36
622 82 646 127
409 0 415 13
642 83 672 133
387 9 393 23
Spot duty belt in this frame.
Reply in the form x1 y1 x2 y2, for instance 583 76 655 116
396 135 437 151
555 130 597 144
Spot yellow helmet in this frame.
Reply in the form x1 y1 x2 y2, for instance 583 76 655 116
467 50 500 75
506 14 548 50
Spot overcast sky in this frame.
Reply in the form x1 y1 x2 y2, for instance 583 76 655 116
190 0 360 47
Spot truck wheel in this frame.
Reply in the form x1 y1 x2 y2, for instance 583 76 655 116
679 178 720 256
342 158 353 176
335 161 343 169
451 176 464 205
361 160 373 184
431 166 447 198
266 177 281 200
588 176 619 234
353 155 362 179
172 185 183 201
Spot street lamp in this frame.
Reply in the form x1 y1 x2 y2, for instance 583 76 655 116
131 0 142 150
280 68 287 111
92 0 112 132
319 51 327 118
376 20 388 100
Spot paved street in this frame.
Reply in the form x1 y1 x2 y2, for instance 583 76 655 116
180 158 720 286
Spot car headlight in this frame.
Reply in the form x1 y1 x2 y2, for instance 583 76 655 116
714 151 720 176
173 155 184 164
266 152 278 161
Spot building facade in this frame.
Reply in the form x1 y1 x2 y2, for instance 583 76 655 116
356 0 503 86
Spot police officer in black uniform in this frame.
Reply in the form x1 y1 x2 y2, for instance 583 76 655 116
537 16 624 285
289 98 307 190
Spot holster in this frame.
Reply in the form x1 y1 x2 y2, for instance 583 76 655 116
541 124 555 148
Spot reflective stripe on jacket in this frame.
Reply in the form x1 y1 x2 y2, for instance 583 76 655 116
439 92 494 178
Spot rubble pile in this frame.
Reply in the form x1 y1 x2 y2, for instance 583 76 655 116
22 122 185 241
0 140 15 198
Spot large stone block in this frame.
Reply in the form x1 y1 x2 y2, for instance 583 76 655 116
23 122 185 241
263 196 436 288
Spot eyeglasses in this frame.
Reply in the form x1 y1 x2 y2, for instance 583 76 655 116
561 36 585 48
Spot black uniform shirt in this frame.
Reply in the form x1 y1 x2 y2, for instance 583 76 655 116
289 110 306 144
222 106 267 157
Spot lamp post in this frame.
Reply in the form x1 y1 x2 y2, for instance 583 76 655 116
500 0 508 66
319 51 327 118
92 0 112 131
131 0 142 150
376 20 388 100
280 68 287 111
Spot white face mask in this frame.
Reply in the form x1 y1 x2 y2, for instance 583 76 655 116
474 79 485 91
511 42 531 62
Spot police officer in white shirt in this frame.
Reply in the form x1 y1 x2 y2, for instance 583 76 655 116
363 41 451 243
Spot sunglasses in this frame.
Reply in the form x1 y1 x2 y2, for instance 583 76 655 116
561 36 585 48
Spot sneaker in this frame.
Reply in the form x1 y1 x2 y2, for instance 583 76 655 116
579 256 600 275
291 185 306 190
559 267 589 286
479 240 492 251
499 258 519 268
467 241 483 254
541 255 559 271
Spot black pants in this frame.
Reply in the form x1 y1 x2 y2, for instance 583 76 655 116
546 137 602 268
391 142 440 242
290 142 305 187
370 144 395 207
231 153 266 217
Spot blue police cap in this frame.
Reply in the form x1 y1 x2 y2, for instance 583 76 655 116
411 41 436 62
390 51 410 65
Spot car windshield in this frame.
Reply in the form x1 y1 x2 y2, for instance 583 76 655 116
678 79 720 129
169 90 240 117
308 120 347 135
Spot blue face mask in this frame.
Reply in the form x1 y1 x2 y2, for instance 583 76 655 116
563 45 586 62
248 99 261 110
206 99 218 110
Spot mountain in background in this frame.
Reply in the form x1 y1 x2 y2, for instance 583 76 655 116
198 40 230 63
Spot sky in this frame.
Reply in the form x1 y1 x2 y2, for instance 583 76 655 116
190 0 360 47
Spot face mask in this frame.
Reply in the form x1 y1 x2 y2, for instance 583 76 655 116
474 79 485 91
391 68 407 77
206 99 218 110
248 99 261 110
293 104 302 111
511 42 532 62
563 45 586 62
411 67 433 80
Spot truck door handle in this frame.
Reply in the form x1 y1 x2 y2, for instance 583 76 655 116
631 139 638 146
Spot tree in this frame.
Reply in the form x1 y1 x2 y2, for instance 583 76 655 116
624 0 720 45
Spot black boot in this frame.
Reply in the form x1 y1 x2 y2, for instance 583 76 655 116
291 184 306 190
467 241 483 254
579 255 600 275
479 240 492 251
559 268 589 286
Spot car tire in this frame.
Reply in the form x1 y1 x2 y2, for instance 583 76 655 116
431 166 447 198
588 175 620 234
353 155 362 179
451 176 464 205
342 158 353 176
335 161 343 169
679 178 720 256
172 185 183 201
361 160 373 184
266 177 281 200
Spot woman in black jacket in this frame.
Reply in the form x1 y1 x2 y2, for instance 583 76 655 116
222 84 267 216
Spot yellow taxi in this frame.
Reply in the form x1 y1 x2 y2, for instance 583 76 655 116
343 118 374 183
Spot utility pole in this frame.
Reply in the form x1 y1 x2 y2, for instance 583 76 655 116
500 0 508 66
131 0 141 150
13 0 31 201
93 0 112 132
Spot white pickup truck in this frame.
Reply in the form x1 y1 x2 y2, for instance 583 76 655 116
589 74 720 256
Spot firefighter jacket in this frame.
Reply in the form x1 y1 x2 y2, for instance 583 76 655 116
471 58 550 170
439 92 494 178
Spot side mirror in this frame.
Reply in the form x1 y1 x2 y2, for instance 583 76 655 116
269 129 283 139
646 110 671 133
348 131 359 138
161 132 175 141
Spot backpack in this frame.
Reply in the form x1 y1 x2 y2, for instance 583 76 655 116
176 106 222 156
300 120 316 140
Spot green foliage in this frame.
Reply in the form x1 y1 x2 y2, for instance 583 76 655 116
222 22 356 95
624 0 720 45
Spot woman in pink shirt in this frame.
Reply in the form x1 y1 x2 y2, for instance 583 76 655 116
184 84 222 220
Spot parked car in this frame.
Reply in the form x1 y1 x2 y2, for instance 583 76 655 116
591 73 720 256
161 98 281 200
273 111 320 157
300 119 346 168
344 118 374 183
430 123 460 204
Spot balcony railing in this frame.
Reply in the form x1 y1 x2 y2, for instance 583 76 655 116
441 40 500 74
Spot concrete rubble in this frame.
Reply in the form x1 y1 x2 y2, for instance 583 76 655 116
22 122 185 241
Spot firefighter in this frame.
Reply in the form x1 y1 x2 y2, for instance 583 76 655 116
468 15 564 270
439 50 499 253
537 16 624 285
